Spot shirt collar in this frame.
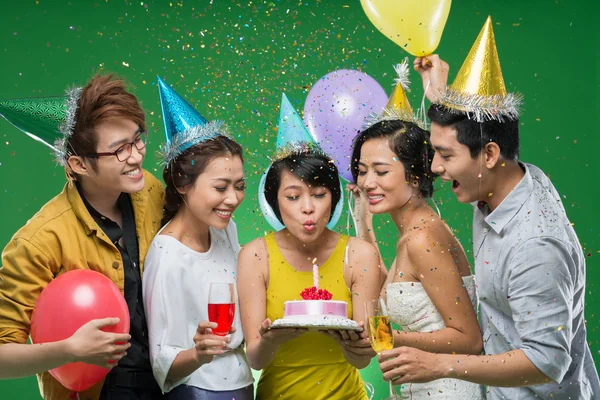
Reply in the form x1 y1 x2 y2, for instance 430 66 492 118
75 182 112 218
65 170 151 246
66 180 100 236
481 162 533 235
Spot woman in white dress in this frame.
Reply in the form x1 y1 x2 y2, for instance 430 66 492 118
143 134 254 399
350 119 485 399
142 78 253 399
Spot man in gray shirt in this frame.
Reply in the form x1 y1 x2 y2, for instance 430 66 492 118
377 17 599 400
470 161 597 398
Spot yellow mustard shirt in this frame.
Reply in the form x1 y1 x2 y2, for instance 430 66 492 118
0 170 164 400
256 232 368 400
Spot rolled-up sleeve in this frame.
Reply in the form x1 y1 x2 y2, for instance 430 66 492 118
142 244 190 392
507 237 575 382
0 237 55 345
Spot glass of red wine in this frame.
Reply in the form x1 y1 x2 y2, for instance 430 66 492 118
207 282 236 337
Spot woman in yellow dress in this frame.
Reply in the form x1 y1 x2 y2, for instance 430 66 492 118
237 144 381 399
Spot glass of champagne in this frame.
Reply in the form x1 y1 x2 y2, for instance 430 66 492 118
365 297 400 400
207 282 236 337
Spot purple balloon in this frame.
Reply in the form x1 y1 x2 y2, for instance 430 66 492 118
303 69 387 182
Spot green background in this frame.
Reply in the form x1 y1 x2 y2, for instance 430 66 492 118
0 0 597 398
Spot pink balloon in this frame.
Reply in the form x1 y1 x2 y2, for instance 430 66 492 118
303 69 387 181
31 270 130 392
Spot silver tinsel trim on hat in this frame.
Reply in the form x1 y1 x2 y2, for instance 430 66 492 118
362 58 424 130
52 137 69 166
59 86 83 138
393 58 411 92
158 120 229 166
363 107 426 130
268 141 329 163
437 88 523 123
53 86 82 166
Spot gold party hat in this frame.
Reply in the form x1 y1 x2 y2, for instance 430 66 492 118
387 62 413 114
438 16 522 122
364 59 424 128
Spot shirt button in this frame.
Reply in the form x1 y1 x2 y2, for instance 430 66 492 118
112 261 120 269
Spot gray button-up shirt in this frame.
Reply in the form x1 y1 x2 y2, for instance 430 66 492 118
473 163 599 399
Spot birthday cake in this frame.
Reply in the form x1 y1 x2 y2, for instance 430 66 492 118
270 286 360 331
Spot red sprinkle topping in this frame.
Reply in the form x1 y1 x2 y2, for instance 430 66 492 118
300 286 333 300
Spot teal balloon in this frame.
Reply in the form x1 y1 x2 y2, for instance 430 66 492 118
258 166 286 232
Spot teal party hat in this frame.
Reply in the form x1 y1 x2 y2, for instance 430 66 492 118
271 93 323 161
259 93 344 231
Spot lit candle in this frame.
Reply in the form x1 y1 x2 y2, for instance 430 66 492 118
312 257 319 289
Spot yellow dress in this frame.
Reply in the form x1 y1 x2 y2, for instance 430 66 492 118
256 233 368 400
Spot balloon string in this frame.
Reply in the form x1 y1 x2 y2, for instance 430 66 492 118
347 192 357 236
478 124 483 199
418 80 431 129
429 195 442 218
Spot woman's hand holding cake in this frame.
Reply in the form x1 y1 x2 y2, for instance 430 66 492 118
258 318 307 347
324 325 375 359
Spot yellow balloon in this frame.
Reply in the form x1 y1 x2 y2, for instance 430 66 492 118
360 0 452 56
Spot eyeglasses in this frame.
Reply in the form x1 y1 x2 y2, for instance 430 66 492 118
85 132 148 162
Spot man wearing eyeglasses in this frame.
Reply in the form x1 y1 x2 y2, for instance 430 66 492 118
0 75 166 399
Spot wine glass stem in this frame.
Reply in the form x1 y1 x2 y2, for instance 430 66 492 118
377 351 397 398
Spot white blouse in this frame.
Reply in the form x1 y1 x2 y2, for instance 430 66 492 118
142 220 253 392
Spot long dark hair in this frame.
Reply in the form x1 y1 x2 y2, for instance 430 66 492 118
161 135 243 226
351 119 437 198
264 150 341 225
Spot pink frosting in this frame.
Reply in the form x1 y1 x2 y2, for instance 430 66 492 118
284 300 348 318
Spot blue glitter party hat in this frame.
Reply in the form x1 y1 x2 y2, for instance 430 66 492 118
157 76 227 165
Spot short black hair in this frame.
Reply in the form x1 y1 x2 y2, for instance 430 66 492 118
351 119 437 198
427 104 520 160
265 151 341 225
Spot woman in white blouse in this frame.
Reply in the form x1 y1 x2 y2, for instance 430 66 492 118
142 134 253 399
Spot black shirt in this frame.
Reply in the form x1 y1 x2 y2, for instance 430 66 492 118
77 185 151 373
